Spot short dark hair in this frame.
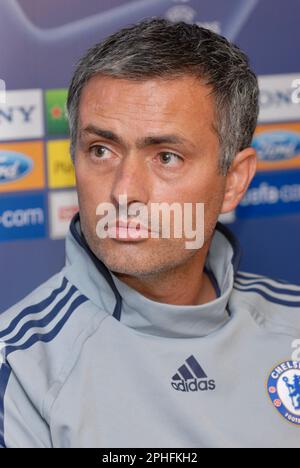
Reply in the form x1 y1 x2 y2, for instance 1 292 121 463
67 17 259 174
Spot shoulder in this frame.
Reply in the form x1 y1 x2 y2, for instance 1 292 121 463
0 270 102 387
0 270 87 338
0 269 110 437
232 271 300 335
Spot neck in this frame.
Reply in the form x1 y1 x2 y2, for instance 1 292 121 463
113 246 217 307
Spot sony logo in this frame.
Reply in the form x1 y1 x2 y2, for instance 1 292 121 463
0 106 36 124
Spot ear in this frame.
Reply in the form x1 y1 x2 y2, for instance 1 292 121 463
221 147 257 214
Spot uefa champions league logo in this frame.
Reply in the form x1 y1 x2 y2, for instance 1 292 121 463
267 361 300 426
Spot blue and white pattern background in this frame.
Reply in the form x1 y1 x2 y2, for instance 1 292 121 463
0 0 299 312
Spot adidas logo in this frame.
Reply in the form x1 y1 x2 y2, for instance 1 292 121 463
171 355 216 392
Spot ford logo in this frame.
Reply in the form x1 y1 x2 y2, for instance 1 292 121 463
0 151 33 183
252 131 300 162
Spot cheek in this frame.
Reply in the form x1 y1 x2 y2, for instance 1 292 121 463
202 182 226 236
154 170 223 206
171 173 225 233
188 164 225 203
75 164 111 208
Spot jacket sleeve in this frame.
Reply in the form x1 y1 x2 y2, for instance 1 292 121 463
0 362 52 448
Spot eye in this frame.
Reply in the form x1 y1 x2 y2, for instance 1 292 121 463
158 152 183 167
89 145 112 160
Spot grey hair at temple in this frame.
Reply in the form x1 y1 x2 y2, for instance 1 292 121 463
66 17 259 175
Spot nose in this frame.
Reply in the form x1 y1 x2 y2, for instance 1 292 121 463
111 153 150 210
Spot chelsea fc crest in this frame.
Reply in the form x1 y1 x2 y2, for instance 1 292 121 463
267 361 300 426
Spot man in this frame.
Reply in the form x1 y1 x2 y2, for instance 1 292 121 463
0 18 299 448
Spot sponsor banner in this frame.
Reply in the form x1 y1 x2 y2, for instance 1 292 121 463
0 193 47 242
0 89 44 141
0 141 45 192
49 190 78 239
45 89 69 136
237 170 300 218
258 73 300 124
254 123 300 171
47 139 75 188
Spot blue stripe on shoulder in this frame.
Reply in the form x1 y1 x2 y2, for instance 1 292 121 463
5 295 88 357
237 272 300 287
5 286 77 346
234 285 300 307
235 278 300 297
0 277 68 340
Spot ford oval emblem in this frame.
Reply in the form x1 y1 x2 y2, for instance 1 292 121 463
0 151 33 183
252 131 300 162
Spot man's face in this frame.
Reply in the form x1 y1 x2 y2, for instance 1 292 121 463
75 74 227 277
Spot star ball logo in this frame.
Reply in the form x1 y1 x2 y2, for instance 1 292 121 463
45 89 69 136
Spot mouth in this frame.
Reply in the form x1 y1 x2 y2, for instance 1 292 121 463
106 220 156 242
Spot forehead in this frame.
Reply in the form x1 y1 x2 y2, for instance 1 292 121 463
78 74 216 134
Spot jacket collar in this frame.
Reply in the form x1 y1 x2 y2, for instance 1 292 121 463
65 213 241 338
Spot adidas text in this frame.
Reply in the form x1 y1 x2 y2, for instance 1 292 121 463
171 378 216 392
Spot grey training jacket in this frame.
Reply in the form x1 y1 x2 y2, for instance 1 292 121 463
0 213 299 448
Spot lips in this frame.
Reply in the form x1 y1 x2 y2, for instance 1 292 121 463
106 219 153 241
113 220 150 232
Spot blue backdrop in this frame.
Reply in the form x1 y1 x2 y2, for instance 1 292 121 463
0 0 299 313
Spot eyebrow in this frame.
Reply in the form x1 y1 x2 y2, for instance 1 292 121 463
79 124 195 150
